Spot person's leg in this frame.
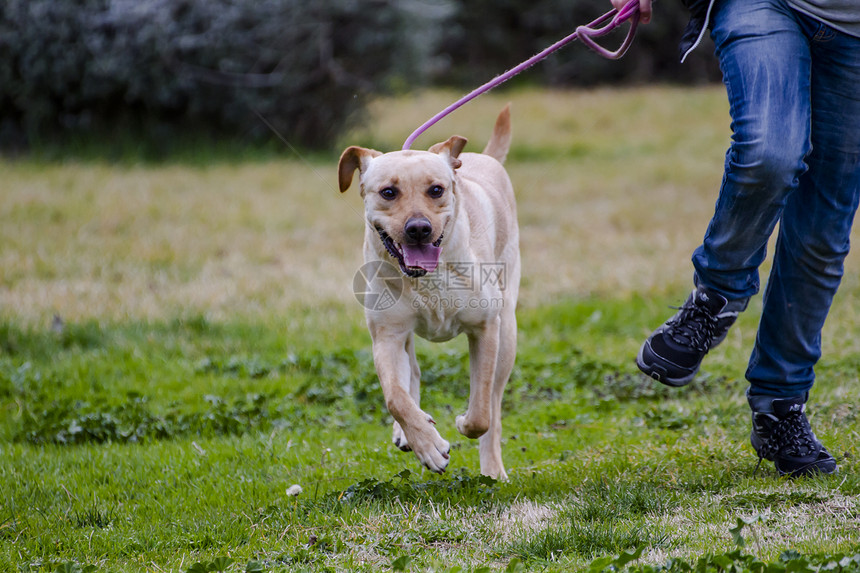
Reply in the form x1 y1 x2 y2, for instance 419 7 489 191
692 0 813 300
747 14 860 398
637 0 812 386
745 13 860 477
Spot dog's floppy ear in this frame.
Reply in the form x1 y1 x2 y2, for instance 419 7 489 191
338 146 382 193
429 136 467 170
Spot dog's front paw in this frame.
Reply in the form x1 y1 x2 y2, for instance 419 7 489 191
404 416 451 474
392 421 412 451
455 412 489 439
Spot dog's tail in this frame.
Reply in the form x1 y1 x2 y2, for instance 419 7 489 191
482 104 512 164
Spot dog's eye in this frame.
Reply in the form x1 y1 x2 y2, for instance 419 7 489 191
427 185 445 199
379 187 398 200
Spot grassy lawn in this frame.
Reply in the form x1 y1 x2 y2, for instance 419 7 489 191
2 87 859 572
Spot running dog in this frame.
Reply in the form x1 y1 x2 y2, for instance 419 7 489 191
337 106 519 479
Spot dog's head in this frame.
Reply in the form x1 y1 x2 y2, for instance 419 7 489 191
338 136 467 277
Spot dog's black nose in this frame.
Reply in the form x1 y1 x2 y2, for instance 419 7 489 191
405 217 433 242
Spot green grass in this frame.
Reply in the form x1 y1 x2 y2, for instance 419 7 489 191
2 296 859 572
3 86 860 572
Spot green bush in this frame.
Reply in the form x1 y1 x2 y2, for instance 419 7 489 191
0 0 720 155
0 0 428 151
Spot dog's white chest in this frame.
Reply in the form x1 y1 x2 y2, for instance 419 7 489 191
405 269 501 342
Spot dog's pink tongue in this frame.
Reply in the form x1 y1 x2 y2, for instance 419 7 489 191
402 243 442 273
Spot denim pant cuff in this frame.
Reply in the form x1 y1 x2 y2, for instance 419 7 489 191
746 387 809 411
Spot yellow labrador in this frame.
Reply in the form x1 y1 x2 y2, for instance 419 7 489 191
338 106 519 479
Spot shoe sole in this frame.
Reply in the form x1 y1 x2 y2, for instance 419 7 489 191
778 463 839 477
636 342 697 387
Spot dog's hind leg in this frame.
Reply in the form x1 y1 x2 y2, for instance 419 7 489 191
392 333 421 452
457 317 500 440
479 306 516 480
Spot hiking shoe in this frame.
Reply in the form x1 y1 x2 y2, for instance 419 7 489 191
637 286 747 387
748 393 838 477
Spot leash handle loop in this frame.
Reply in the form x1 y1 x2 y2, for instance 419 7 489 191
402 0 641 150
576 2 640 60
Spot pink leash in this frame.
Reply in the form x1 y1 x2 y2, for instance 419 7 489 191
402 0 642 150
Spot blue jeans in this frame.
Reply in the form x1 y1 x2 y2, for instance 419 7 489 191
691 0 860 397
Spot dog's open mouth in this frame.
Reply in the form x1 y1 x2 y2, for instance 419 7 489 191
377 228 443 278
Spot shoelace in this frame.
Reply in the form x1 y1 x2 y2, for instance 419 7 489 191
752 410 819 475
757 410 817 459
666 302 721 352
